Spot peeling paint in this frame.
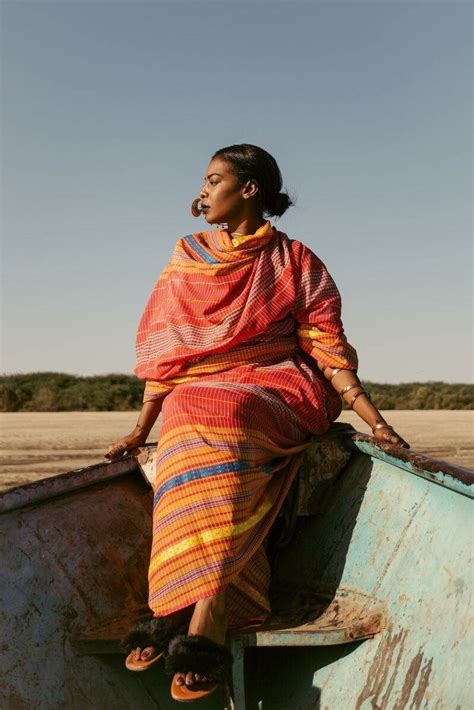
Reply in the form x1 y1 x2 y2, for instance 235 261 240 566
354 631 433 710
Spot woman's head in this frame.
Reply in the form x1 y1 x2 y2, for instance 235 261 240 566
197 144 294 227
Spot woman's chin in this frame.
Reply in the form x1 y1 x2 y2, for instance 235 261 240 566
203 212 227 227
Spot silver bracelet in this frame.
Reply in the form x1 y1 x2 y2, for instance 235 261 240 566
339 383 361 397
372 422 393 433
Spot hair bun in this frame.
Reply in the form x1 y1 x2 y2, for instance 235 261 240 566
272 192 293 217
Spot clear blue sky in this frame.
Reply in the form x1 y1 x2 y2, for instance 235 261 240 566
2 1 472 383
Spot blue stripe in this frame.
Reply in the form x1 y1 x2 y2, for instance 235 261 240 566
153 460 251 506
184 234 219 264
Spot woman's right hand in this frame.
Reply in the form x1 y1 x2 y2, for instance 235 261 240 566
105 429 147 460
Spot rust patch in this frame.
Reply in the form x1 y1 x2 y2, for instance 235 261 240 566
355 628 407 709
263 586 385 640
348 611 385 641
355 628 433 709
395 650 423 708
351 433 474 487
409 656 433 709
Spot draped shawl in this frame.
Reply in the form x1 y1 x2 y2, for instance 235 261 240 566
135 220 358 431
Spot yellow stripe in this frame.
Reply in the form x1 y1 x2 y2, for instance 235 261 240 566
230 220 273 247
313 351 349 368
144 374 196 391
148 495 273 575
145 381 171 392
162 262 246 277
297 326 341 347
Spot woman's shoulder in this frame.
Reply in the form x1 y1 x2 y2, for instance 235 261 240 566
282 235 324 267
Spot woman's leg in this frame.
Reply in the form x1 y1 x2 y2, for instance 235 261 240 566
148 382 311 622
174 590 227 687
148 381 313 684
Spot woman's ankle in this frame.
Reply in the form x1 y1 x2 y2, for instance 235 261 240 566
188 592 227 643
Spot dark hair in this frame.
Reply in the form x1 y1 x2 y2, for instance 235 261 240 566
212 143 294 218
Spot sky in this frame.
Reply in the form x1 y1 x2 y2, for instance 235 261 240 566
1 0 472 383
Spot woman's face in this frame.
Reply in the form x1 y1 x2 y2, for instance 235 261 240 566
199 157 256 225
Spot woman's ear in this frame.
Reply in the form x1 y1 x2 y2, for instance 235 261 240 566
242 180 259 200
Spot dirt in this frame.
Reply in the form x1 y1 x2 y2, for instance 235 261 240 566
0 410 472 493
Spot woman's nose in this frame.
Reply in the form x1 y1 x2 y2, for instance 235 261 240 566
200 185 208 199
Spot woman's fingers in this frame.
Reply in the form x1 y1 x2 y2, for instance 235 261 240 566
388 430 410 449
104 433 146 460
382 429 410 449
105 441 129 459
373 427 410 449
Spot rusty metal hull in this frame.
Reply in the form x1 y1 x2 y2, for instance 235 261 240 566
260 439 473 709
0 428 472 709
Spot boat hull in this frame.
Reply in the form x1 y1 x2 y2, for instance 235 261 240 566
0 428 472 708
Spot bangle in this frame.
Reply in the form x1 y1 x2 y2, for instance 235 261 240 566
372 422 393 433
339 383 361 397
349 390 367 409
329 368 343 381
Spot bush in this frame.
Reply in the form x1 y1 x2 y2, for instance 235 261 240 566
0 374 472 412
0 373 143 412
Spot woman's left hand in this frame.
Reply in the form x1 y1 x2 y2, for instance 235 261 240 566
373 425 410 449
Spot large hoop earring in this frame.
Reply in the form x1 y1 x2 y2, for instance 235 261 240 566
191 198 203 217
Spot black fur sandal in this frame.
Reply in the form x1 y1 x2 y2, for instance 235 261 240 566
166 635 233 702
122 617 188 672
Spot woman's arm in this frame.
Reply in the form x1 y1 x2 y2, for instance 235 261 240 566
291 244 408 446
318 363 409 447
105 398 164 459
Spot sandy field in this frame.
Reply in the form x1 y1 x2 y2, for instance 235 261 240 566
0 410 472 493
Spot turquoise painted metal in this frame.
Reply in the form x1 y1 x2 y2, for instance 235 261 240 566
0 424 472 709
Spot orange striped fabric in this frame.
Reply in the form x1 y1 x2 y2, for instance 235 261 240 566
136 221 358 625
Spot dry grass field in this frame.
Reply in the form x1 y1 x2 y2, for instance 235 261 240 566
0 410 472 493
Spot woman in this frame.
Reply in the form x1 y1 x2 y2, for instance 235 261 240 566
106 144 409 701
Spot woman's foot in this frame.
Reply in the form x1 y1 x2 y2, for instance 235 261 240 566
127 605 192 667
128 644 161 665
174 590 227 688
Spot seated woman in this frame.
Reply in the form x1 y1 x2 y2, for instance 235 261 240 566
106 143 409 702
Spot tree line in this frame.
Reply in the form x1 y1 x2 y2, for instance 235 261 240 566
0 373 472 412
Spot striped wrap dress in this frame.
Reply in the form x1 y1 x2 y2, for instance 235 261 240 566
134 221 358 627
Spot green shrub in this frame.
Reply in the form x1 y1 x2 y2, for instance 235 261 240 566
0 374 472 412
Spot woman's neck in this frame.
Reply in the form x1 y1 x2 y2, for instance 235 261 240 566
227 216 266 236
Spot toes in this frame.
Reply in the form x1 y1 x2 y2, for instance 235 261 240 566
175 671 211 687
